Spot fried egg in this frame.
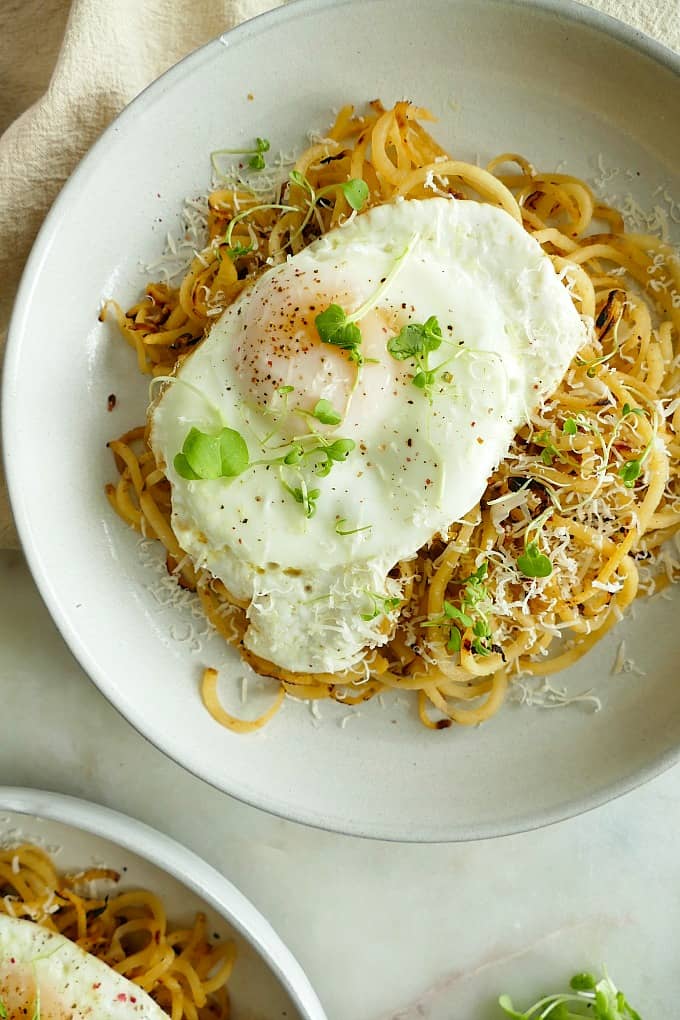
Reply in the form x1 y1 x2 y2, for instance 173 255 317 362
151 197 589 673
0 914 167 1019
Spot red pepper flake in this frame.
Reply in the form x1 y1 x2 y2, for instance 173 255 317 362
116 994 128 1002
107 393 117 411
93 982 101 990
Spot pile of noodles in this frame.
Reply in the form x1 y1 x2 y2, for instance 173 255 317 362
0 843 234 1019
105 100 680 730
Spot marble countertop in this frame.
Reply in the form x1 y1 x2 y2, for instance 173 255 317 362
2 545 679 1018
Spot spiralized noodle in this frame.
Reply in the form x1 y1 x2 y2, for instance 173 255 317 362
104 100 680 730
0 843 234 1019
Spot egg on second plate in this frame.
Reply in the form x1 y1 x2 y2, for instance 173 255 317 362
150 197 589 674
0 913 167 1019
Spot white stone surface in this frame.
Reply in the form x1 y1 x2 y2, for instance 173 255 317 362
1 546 679 1018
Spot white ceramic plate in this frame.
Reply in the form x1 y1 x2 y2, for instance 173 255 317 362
4 0 680 841
0 787 326 1019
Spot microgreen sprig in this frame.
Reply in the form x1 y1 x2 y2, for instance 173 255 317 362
172 416 355 521
0 997 7 1020
576 343 620 378
422 562 495 657
282 479 321 519
335 518 372 536
224 202 300 250
315 235 418 370
575 293 623 378
287 170 369 247
535 401 653 517
225 242 255 260
360 591 401 622
499 969 642 1020
312 398 342 425
315 305 364 363
289 169 369 213
534 429 571 467
277 435 355 513
617 402 656 488
517 541 553 579
516 509 553 579
211 137 271 173
288 398 344 428
387 315 453 399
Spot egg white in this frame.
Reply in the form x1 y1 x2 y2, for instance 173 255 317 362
0 913 167 1019
151 197 589 674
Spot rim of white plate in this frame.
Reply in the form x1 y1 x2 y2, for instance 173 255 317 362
0 786 327 1019
3 0 680 842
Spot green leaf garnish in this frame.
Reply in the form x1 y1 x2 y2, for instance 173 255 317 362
387 316 443 360
174 426 250 481
498 994 527 1019
387 315 453 399
0 997 8 1020
274 432 356 516
360 591 401 622
570 974 598 992
335 518 372 536
211 137 271 175
173 453 200 480
563 417 578 435
315 305 364 363
443 602 473 628
341 178 369 211
283 443 304 465
517 540 553 578
315 236 418 370
326 438 356 461
313 398 342 425
227 242 255 260
183 427 223 479
619 459 642 487
290 170 369 213
283 482 321 518
219 428 250 476
289 169 315 197
617 403 655 489
446 627 462 653
247 137 270 170
499 969 642 1020
535 429 568 466
422 562 495 657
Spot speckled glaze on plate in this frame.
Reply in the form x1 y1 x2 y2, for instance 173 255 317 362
4 0 680 840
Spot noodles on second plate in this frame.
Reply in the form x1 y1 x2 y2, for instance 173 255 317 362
0 842 235 1019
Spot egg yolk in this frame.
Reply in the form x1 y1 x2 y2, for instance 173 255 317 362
229 264 411 434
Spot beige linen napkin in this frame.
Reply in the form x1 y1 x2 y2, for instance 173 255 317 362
0 0 677 549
